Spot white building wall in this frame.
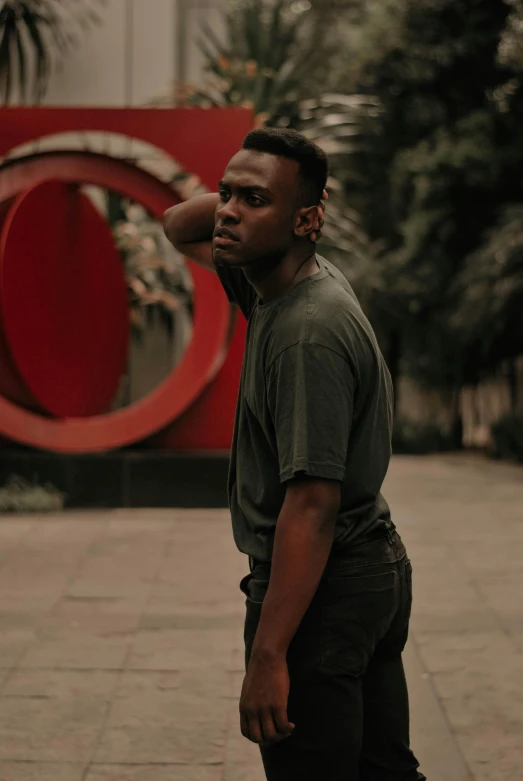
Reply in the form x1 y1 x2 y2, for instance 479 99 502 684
183 0 227 86
38 0 225 108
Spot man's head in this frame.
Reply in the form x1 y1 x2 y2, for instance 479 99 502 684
213 127 328 269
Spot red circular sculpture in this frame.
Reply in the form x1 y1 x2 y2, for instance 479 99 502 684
0 180 129 417
0 151 232 452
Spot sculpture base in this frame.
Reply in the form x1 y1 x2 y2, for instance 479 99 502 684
0 449 230 509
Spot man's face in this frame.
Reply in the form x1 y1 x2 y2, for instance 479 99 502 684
212 149 302 269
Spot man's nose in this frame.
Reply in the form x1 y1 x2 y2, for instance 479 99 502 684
217 198 240 222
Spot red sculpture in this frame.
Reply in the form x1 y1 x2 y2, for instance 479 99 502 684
0 108 252 453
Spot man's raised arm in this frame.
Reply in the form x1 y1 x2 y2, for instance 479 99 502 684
163 193 219 272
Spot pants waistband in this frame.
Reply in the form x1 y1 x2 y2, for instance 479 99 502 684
248 526 399 576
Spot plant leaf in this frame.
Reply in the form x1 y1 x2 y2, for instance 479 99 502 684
0 11 15 104
14 25 27 103
22 9 51 103
199 21 227 60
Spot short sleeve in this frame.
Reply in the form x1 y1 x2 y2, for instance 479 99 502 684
216 264 257 319
266 342 354 483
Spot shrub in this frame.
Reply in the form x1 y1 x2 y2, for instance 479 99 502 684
0 475 65 513
490 412 523 463
392 420 456 455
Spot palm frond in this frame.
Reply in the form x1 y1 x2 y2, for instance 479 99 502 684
22 10 50 103
243 1 263 64
0 0 104 104
157 0 382 267
198 22 228 60
0 16 13 104
14 24 26 103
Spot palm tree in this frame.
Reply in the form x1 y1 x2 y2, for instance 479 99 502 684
152 0 381 271
0 0 105 104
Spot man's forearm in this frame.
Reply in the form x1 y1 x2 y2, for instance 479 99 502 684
163 193 219 247
250 490 337 663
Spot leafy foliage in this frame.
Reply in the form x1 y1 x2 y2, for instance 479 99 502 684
451 204 523 378
334 0 523 398
191 0 313 119
0 474 65 512
491 410 523 462
109 197 193 340
161 0 384 274
392 419 456 455
0 0 106 104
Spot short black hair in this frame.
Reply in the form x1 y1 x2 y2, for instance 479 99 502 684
242 127 328 206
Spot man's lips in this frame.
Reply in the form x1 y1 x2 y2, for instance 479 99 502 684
213 228 240 245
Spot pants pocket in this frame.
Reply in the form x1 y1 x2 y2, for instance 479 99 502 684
400 559 413 650
241 574 269 669
405 560 413 617
320 570 396 677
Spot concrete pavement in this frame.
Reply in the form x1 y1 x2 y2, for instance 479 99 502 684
0 454 521 780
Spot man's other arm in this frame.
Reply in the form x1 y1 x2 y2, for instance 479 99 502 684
239 476 340 746
163 193 219 272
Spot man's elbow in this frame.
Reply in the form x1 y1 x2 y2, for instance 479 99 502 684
163 206 180 247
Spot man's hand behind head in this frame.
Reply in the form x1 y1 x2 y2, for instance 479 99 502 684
310 189 328 243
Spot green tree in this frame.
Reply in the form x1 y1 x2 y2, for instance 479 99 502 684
337 0 523 423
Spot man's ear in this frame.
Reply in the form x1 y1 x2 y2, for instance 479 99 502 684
294 205 319 238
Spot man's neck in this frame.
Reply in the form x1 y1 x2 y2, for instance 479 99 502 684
243 248 320 304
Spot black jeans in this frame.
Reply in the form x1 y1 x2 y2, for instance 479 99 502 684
240 532 426 781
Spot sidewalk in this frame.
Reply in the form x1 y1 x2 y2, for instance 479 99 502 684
0 454 521 780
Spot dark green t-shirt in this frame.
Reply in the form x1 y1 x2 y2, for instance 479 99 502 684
217 256 394 563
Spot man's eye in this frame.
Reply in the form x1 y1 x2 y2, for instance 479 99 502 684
219 190 231 202
247 195 264 206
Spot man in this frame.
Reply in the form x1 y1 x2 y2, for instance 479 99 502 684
164 128 425 781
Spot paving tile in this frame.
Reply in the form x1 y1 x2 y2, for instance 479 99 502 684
455 541 523 575
475 574 523 631
86 764 223 781
414 630 523 779
0 761 85 780
0 554 78 587
223 763 265 781
127 629 242 671
0 629 36 668
0 670 10 691
0 698 103 762
404 641 469 781
95 723 227 765
66 581 151 600
414 630 523 679
455 732 523 781
0 520 36 550
17 628 132 670
2 668 117 700
0 614 42 631
0 595 59 614
140 614 244 631
51 595 148 618
0 458 522 780
0 670 117 761
108 670 230 718
95 671 229 764
37 613 141 633
410 608 499 634
508 630 523 654
144 581 244 621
